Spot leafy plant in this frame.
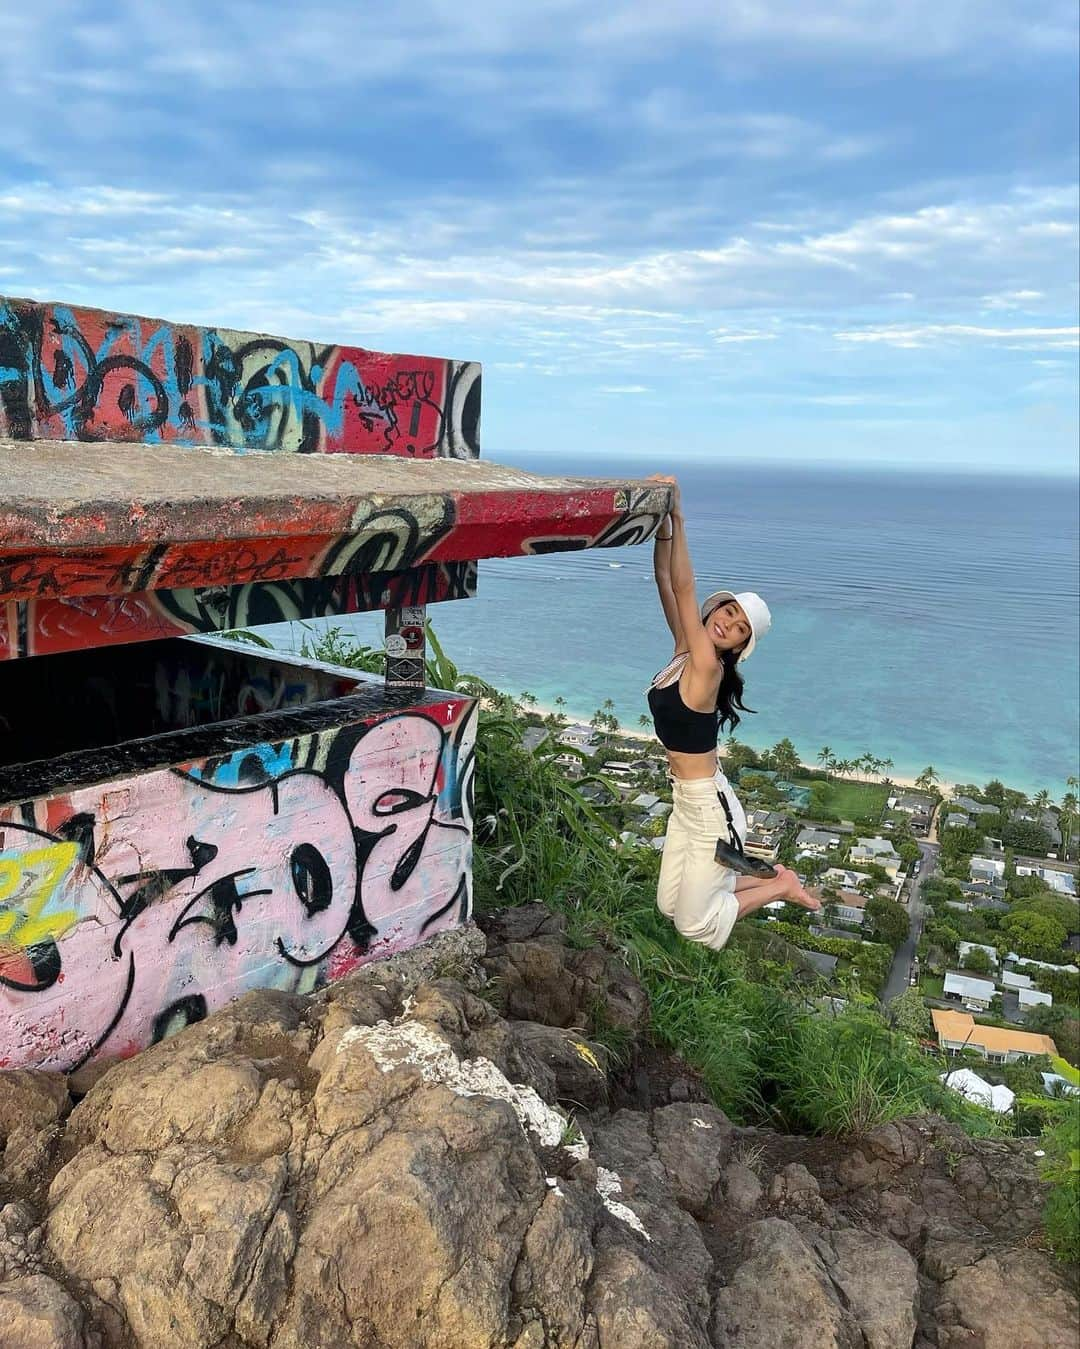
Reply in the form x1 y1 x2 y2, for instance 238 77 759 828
1017 1057 1080 1262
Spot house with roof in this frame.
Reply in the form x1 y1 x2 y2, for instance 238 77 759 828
932 1009 1058 1064
521 725 551 753
969 895 1010 913
745 810 789 862
1015 862 1077 896
1041 1072 1080 1097
943 971 996 1011
1013 806 1062 848
631 792 661 812
821 867 867 891
940 1068 1015 1114
558 724 600 753
958 941 1000 971
806 887 868 926
833 889 870 925
888 792 934 833
944 811 974 831
890 791 935 815
809 925 861 942
795 949 838 980
1005 953 1077 973
969 855 1006 885
959 881 1007 904
796 827 842 857
951 796 1000 817
1000 969 1034 991
849 837 902 878
1018 986 1052 1011
553 752 585 779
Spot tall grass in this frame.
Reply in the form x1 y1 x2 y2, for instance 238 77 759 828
469 697 1002 1136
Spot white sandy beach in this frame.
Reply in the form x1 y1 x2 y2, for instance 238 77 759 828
524 698 956 795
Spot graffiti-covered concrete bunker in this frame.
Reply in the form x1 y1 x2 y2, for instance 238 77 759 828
0 297 670 1072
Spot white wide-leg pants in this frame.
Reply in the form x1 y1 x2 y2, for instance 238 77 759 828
656 770 748 951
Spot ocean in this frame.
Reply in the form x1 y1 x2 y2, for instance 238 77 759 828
271 453 1080 798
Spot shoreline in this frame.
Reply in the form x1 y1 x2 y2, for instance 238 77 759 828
525 698 957 795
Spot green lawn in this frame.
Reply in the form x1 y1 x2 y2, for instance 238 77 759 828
791 777 890 821
920 974 945 999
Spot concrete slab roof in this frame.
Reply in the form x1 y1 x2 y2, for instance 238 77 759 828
0 439 671 605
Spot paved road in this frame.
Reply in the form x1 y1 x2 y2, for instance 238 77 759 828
881 840 939 1005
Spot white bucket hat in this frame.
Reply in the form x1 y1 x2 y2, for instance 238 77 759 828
700 590 771 662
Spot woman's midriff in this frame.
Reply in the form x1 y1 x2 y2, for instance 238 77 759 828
665 748 719 781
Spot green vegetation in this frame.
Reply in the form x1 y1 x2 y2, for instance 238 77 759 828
919 974 945 1000
1001 910 1070 962
788 776 889 822
886 985 932 1039
864 896 910 951
1017 1058 1080 1263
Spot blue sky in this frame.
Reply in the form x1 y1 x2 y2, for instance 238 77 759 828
1 1 1077 473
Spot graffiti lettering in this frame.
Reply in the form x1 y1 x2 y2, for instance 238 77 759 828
5 564 478 660
0 299 481 459
0 702 475 1072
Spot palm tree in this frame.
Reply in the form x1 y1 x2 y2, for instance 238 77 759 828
881 757 894 785
817 746 834 780
1034 788 1051 813
638 713 651 730
916 766 940 790
1060 791 1078 859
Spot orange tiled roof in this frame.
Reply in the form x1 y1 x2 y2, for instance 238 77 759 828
932 1009 1058 1057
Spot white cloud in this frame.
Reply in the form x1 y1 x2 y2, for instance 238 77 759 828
834 323 1079 348
598 385 650 394
710 328 778 343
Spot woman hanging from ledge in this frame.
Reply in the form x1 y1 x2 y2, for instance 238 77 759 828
645 475 820 949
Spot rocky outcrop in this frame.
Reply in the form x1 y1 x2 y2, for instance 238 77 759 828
0 904 1075 1348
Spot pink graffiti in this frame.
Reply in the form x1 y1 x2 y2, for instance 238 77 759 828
0 707 474 1072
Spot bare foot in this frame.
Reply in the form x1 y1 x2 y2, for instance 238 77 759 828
778 868 821 911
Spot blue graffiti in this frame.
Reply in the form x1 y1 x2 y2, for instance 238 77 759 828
0 299 424 453
187 742 297 787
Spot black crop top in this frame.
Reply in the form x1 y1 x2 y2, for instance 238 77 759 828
647 678 719 754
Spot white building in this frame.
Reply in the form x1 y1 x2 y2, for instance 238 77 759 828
745 810 788 862
1005 953 1075 973
940 1069 1015 1114
1015 863 1077 896
558 724 600 752
796 827 842 856
969 854 1006 882
944 970 996 1010
850 837 902 878
958 941 1000 970
1018 986 1053 1010
1041 1072 1080 1097
1000 970 1034 991
821 867 866 890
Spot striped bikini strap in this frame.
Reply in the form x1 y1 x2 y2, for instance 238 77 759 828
645 651 690 694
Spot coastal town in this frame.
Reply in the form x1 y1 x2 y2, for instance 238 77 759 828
521 707 1080 1111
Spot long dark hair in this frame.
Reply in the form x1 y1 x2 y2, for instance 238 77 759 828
717 648 755 733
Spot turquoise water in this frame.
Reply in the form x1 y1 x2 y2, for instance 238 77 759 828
275 454 1080 797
